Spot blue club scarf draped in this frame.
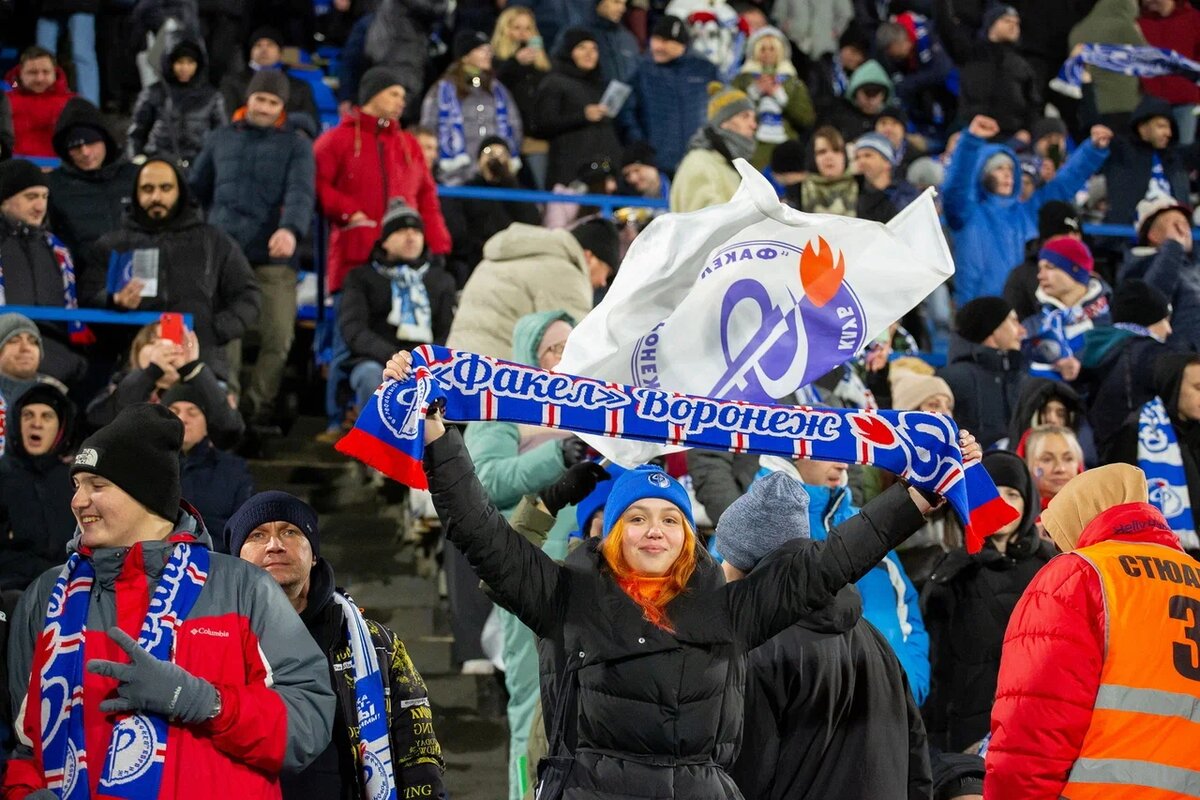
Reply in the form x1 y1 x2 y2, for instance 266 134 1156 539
332 592 397 800
1051 44 1200 99
1138 396 1199 550
0 230 94 345
435 79 516 178
40 541 209 799
337 346 1018 553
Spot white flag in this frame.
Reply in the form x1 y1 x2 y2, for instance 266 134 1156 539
556 159 955 467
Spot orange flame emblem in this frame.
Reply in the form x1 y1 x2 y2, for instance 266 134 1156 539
799 236 846 308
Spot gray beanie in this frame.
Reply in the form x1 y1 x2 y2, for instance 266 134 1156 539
0 313 41 351
716 471 811 572
246 68 290 103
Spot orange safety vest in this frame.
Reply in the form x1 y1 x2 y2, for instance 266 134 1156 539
1062 540 1200 800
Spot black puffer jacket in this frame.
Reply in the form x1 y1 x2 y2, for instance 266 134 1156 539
532 57 622 189
920 450 1054 752
0 215 87 385
956 40 1040 137
47 98 140 281
179 438 253 552
89 161 260 381
0 384 77 592
937 334 1029 449
494 58 547 130
425 428 928 799
127 37 227 165
731 585 932 800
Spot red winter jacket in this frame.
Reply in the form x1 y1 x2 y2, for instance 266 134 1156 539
5 65 74 158
984 502 1186 799
313 109 451 292
3 512 335 800
1137 3 1200 106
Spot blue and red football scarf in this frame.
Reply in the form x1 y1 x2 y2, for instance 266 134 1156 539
0 231 94 345
337 346 1017 552
40 542 209 799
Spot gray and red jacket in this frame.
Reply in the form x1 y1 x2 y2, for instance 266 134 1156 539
4 505 335 799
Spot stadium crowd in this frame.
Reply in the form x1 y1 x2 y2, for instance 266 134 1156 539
0 0 1199 796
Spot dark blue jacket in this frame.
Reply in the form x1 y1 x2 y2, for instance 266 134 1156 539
189 115 316 265
1120 241 1200 354
619 54 718 175
558 13 640 86
180 438 255 553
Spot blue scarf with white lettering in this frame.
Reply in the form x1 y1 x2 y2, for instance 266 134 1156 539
40 541 209 799
1051 44 1200 99
333 592 396 800
435 78 515 179
337 346 1017 552
1138 397 1199 550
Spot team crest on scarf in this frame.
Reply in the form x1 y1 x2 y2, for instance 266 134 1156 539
1138 397 1199 550
40 543 209 799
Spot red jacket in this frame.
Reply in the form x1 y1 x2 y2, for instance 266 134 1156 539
4 515 335 800
5 65 74 158
984 502 1186 799
313 109 451 292
1138 3 1200 105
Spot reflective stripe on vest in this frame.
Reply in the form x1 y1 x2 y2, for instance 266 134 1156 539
1063 541 1200 800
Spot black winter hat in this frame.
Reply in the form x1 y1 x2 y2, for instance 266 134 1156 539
955 296 1013 344
1113 279 1172 327
380 198 424 239
453 30 491 61
478 134 511 158
0 158 49 202
225 490 319 557
558 27 599 59
71 403 183 523
357 66 404 107
621 141 657 169
246 68 290 103
652 15 691 46
1037 200 1080 240
571 218 620 272
980 4 1019 36
770 138 807 173
876 104 908 128
169 40 204 65
11 382 75 460
160 382 211 420
248 25 285 52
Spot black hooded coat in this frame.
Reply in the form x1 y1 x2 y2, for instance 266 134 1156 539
730 584 933 800
126 37 228 165
46 98 141 282
920 450 1054 752
0 384 78 591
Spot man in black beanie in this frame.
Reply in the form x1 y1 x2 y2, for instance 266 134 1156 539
231 491 448 800
190 61 316 427
4 404 335 798
938 297 1030 448
1079 279 1180 458
1004 200 1083 319
219 26 319 123
0 158 89 387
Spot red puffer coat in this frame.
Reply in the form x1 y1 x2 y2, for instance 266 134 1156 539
313 109 451 292
984 502 1186 799
5 65 74 158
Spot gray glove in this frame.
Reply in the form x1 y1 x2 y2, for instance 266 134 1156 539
86 627 219 724
25 791 58 799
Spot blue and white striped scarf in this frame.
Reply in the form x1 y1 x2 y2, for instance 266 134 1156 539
40 542 209 799
333 592 397 800
1051 44 1200 99
0 229 91 343
375 261 433 343
435 78 515 178
1138 397 1199 550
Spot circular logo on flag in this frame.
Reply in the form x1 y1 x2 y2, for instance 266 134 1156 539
104 715 158 785
648 472 670 488
1148 478 1184 518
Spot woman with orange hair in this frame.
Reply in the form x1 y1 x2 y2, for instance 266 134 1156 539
385 350 949 799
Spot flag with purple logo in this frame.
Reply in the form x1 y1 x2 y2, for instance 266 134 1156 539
336 347 1018 552
555 159 954 466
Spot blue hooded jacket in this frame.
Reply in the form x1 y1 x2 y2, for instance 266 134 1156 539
941 131 1108 305
803 483 931 704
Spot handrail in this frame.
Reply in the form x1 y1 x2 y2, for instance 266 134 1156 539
17 153 1192 241
0 306 194 327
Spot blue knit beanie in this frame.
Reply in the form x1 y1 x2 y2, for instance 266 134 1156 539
602 465 694 537
225 490 319 556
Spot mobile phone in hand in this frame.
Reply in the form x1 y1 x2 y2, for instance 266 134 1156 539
160 312 185 347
